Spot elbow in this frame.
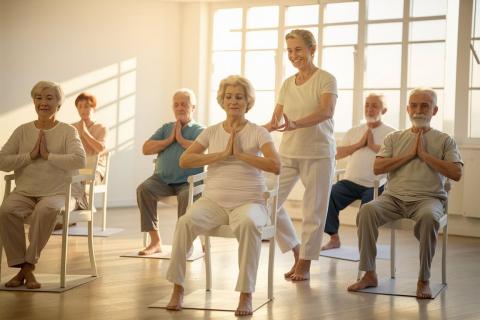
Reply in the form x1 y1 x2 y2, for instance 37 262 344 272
179 153 188 168
451 168 463 182
272 162 281 175
373 165 383 176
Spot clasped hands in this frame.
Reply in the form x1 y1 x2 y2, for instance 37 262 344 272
269 113 297 132
409 129 428 161
221 128 243 160
167 120 186 144
30 130 49 160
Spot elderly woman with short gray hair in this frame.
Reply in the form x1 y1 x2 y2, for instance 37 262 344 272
165 75 281 316
0 81 86 289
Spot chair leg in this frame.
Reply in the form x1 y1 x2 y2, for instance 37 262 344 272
205 236 212 291
0 239 3 284
390 228 396 279
88 220 98 277
102 193 107 231
267 237 275 300
60 216 70 288
442 224 447 284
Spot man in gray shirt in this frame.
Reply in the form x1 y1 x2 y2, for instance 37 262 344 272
347 88 463 299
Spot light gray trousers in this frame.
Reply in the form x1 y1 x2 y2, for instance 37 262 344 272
136 174 189 232
357 194 444 281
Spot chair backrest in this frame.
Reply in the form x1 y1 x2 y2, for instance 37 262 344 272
101 151 111 186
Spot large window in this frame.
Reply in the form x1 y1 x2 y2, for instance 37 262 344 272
209 0 450 133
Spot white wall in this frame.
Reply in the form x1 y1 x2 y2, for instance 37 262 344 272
0 0 183 206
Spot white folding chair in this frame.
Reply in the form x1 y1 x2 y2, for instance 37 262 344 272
0 172 98 290
187 171 279 304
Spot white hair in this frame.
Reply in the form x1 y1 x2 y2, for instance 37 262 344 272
30 81 65 106
365 92 388 109
173 88 197 107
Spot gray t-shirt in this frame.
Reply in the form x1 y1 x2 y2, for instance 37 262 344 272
378 128 463 201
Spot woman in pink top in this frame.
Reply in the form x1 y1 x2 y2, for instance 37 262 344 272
72 93 108 183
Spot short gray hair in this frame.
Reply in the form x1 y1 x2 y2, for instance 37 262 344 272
30 81 65 106
408 87 437 107
216 75 255 112
365 92 387 109
173 88 197 107
285 29 317 49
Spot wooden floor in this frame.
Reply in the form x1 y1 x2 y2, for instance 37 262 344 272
1 204 480 320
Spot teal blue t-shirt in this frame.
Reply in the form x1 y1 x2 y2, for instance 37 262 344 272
150 121 204 184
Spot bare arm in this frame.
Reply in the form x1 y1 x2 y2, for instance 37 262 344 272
142 138 174 155
234 141 281 174
373 154 415 175
264 104 284 132
80 126 106 154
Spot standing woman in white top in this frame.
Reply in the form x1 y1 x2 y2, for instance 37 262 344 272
265 29 338 281
0 81 86 289
166 75 280 316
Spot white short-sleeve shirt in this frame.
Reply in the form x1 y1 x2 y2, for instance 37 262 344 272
277 69 337 159
195 121 273 209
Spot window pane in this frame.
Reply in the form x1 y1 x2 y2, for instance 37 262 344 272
334 90 353 132
247 6 278 28
209 91 225 125
365 45 402 88
322 46 355 88
408 43 445 88
246 91 275 125
245 51 276 91
211 51 241 89
471 40 480 87
411 0 447 17
285 5 319 26
469 89 480 138
367 23 402 43
410 20 446 41
368 0 404 20
246 30 278 49
475 0 480 37
364 90 401 129
324 2 358 23
323 25 358 46
213 9 242 50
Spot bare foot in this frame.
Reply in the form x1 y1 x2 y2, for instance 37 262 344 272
321 234 341 251
5 270 25 288
416 280 432 299
348 271 378 291
235 292 253 316
284 245 299 279
138 243 161 256
22 265 41 289
166 284 184 311
290 259 311 281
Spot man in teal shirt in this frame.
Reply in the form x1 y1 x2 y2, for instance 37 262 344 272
137 89 203 255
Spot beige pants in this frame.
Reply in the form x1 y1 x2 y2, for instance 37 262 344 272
166 197 268 293
275 157 335 260
357 194 444 281
0 192 74 267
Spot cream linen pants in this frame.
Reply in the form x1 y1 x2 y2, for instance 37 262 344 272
275 157 335 260
166 197 268 293
0 192 75 267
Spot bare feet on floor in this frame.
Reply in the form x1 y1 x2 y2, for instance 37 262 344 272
138 243 161 256
24 269 41 289
284 246 299 278
290 259 311 281
166 284 184 311
5 271 25 288
347 271 378 291
235 292 253 316
416 280 433 299
321 234 341 251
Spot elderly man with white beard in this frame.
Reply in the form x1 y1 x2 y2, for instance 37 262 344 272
347 88 463 299
321 93 396 251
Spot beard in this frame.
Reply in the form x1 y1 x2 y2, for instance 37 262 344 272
365 115 381 123
409 114 429 128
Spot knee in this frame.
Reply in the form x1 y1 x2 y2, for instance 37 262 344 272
416 211 438 229
34 205 59 220
136 182 147 197
356 203 375 226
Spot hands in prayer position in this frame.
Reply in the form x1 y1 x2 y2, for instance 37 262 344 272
30 130 49 160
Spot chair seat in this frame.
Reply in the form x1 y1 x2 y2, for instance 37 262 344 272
206 225 275 240
383 214 448 230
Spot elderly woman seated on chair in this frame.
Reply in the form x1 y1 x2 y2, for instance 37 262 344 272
0 81 86 289
165 75 281 316
72 92 108 184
